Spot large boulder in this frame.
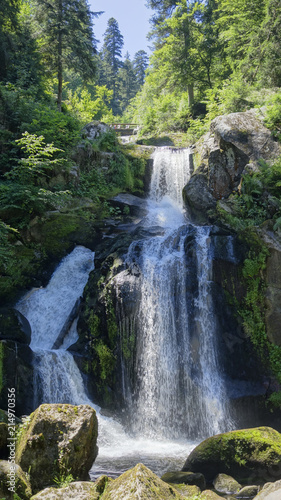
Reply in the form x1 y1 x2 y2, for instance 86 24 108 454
184 110 280 222
30 476 109 500
16 404 98 493
182 427 281 483
101 463 184 499
0 460 32 499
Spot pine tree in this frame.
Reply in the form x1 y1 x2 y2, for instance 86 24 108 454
100 17 124 114
34 0 99 111
133 50 149 88
117 53 138 113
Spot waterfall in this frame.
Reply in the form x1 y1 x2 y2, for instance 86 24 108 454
16 246 95 406
15 146 233 479
117 147 232 439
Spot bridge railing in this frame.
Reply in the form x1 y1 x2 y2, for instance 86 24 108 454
108 124 140 130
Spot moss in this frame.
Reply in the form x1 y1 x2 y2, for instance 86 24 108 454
184 426 281 482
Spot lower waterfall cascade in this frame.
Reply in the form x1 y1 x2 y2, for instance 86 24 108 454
16 146 234 478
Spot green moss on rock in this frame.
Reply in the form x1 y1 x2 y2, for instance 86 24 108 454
182 427 281 483
16 404 98 493
102 463 185 500
30 478 109 499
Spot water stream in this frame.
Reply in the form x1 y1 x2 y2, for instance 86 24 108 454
16 147 233 479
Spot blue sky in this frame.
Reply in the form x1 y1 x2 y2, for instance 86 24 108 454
89 0 153 59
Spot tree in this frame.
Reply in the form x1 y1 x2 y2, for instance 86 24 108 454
34 0 99 111
99 17 124 114
133 50 149 88
117 53 138 113
0 0 20 81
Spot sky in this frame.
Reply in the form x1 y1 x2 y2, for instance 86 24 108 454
89 0 153 59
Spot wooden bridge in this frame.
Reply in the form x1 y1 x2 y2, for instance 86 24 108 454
108 124 140 136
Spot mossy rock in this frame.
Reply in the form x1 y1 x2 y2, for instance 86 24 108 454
30 476 109 499
0 459 32 499
236 484 259 498
0 308 31 344
200 491 223 500
161 471 206 490
172 483 201 497
101 463 184 499
213 473 241 494
16 404 98 493
182 427 281 483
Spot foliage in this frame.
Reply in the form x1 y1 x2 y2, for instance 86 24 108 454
33 0 99 110
265 92 281 141
66 85 114 124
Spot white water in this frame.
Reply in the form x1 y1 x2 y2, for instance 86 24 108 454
16 147 232 479
113 148 231 441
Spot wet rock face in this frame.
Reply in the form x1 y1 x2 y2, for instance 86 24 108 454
263 229 281 347
0 340 33 415
16 404 98 493
182 426 281 484
0 308 31 344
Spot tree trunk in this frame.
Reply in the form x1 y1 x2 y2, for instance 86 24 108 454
57 0 63 112
187 83 194 108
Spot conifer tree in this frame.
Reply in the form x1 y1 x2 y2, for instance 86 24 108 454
133 50 149 88
34 0 99 111
99 17 124 114
117 53 138 113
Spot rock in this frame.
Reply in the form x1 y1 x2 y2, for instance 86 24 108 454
209 111 280 164
183 173 216 223
161 471 206 489
200 491 224 499
0 340 34 415
0 422 8 459
16 404 98 493
0 459 32 499
172 484 201 497
111 193 148 216
0 308 31 344
237 485 260 498
82 121 111 140
261 226 281 347
182 427 281 483
213 473 241 494
101 463 184 499
184 110 280 223
253 479 281 499
30 476 109 500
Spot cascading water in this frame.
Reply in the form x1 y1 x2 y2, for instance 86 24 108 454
115 148 232 440
16 147 233 479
